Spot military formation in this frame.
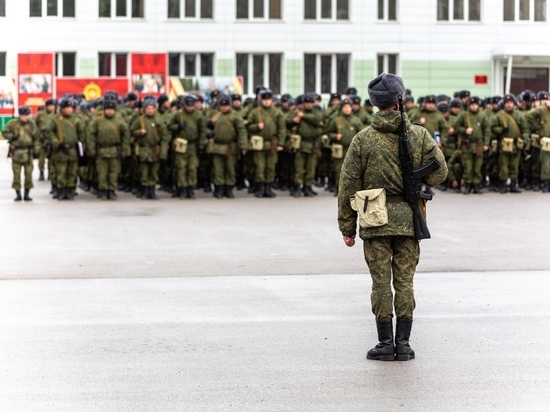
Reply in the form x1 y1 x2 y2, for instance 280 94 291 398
3 85 550 201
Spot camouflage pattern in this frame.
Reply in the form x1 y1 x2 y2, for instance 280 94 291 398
409 108 448 138
337 110 447 239
527 106 550 180
364 236 419 320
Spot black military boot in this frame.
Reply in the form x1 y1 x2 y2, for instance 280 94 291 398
279 180 289 191
109 190 117 200
224 185 235 199
171 187 181 198
150 187 159 200
542 180 549 193
264 183 277 198
49 184 56 195
366 320 395 361
65 188 74 200
213 185 224 199
519 177 528 188
509 179 522 193
303 186 316 197
499 180 508 194
290 184 302 198
97 190 107 200
472 184 483 194
532 177 541 192
462 183 471 195
39 171 45 181
203 181 212 193
186 187 196 199
23 189 33 201
14 190 22 202
314 176 325 188
254 183 265 198
395 318 415 361
524 177 533 190
56 188 65 201
247 180 256 194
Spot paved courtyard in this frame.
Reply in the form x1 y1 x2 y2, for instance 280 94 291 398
1 141 549 411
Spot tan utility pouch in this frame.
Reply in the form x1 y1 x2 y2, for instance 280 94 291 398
134 145 140 156
212 142 229 155
290 134 301 150
250 135 264 151
174 138 188 154
331 144 344 159
531 134 541 149
490 139 498 152
205 139 215 154
321 134 331 148
350 188 388 228
541 137 550 152
516 137 525 150
501 137 514 153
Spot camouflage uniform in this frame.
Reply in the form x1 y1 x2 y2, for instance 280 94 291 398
338 110 447 321
527 105 550 192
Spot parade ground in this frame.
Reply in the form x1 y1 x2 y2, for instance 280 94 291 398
1 141 549 411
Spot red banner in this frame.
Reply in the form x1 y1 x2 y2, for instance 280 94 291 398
17 53 54 114
131 53 168 97
56 78 130 100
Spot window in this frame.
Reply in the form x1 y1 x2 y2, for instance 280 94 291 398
236 0 281 19
378 0 397 21
504 0 546 21
98 0 144 18
30 0 75 17
168 0 213 18
436 0 480 21
168 53 214 77
303 53 349 94
236 53 282 95
0 0 5 17
377 54 398 75
55 52 76 77
98 53 128 77
304 0 349 20
0 52 6 76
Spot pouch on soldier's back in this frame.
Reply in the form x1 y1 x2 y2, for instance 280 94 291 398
350 188 388 228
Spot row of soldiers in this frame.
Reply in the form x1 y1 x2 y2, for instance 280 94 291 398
404 89 550 194
2 86 375 201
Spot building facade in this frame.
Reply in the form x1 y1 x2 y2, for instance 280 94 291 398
1 0 550 102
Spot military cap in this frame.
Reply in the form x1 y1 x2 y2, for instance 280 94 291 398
330 92 341 102
491 96 502 104
157 94 169 105
345 87 358 95
538 91 549 101
502 93 517 104
303 93 315 103
230 93 242 102
339 98 352 108
450 99 462 108
437 103 449 113
287 98 297 106
80 101 90 112
467 96 481 106
133 100 143 109
404 96 414 104
143 98 157 108
210 89 220 99
425 95 437 104
95 98 104 107
18 106 31 115
453 92 460 98
296 95 304 105
459 90 471 99
437 94 449 102
170 100 179 108
45 98 57 106
217 94 231 105
243 97 255 107
126 92 138 101
521 90 536 102
104 91 119 101
194 94 205 103
405 89 412 96
59 98 73 109
315 93 322 101
364 99 373 107
350 95 361 105
281 93 292 102
260 89 274 99
254 86 266 95
182 95 197 106
104 100 117 110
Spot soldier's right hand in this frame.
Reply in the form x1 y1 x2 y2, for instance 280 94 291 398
466 127 473 135
140 129 147 135
343 235 355 247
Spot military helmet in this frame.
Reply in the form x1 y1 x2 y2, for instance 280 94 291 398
18 106 31 115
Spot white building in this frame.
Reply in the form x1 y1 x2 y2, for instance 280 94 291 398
1 0 550 102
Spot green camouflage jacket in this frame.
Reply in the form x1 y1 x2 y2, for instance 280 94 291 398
337 110 447 239
87 113 131 158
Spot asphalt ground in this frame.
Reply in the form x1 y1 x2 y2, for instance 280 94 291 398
1 140 549 411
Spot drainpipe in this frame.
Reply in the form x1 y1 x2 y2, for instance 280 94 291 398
505 55 513 94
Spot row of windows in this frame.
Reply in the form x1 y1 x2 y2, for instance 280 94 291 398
0 0 545 22
0 51 398 95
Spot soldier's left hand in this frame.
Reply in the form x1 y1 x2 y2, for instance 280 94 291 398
258 122 264 130
276 145 284 152
483 145 489 151
343 235 356 247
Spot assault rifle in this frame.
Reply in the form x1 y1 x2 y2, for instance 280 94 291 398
398 95 441 240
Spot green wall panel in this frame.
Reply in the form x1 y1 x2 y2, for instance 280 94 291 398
353 60 375 97
217 59 233 77
79 58 95 77
286 59 301 96
401 60 492 99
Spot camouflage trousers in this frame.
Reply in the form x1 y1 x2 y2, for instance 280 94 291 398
12 160 33 190
212 153 237 186
294 151 318 187
55 160 78 189
140 161 159 187
174 152 199 188
97 157 121 191
253 150 278 183
461 152 483 185
498 151 520 181
363 236 419 321
540 150 550 180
